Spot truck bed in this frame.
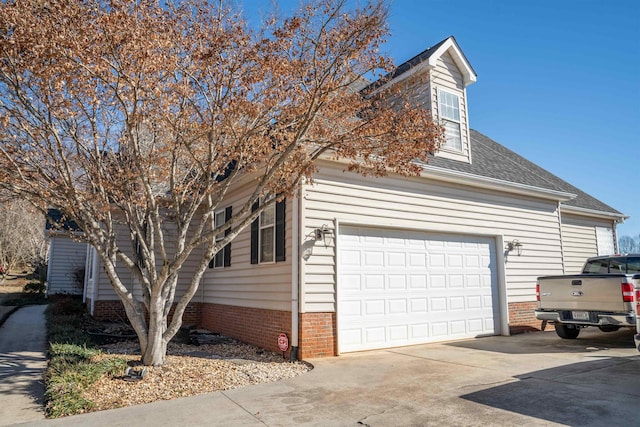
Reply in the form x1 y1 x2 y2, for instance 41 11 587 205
537 273 630 312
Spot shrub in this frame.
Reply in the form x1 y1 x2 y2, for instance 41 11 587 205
48 295 85 316
23 281 46 294
71 266 85 292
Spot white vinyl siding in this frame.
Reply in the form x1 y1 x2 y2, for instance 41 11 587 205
201 184 292 311
92 218 205 303
46 235 87 295
301 162 564 313
93 230 139 301
431 52 470 162
89 181 292 312
560 213 614 274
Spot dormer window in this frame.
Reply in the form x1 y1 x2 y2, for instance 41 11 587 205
438 89 462 151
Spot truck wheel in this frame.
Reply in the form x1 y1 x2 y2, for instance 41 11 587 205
555 324 580 339
598 325 620 333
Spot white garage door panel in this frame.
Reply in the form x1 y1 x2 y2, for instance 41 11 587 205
338 226 499 353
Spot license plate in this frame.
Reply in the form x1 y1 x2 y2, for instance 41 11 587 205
572 311 590 321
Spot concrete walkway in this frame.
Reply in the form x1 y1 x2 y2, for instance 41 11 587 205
0 306 640 427
14 327 640 427
0 305 47 426
0 305 19 326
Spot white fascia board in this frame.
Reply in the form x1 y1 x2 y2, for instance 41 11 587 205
370 38 477 96
427 39 477 86
421 165 576 201
560 204 628 221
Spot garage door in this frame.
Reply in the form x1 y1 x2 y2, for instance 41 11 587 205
338 226 499 353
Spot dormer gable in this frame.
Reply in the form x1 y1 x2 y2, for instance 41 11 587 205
383 36 476 89
368 36 477 164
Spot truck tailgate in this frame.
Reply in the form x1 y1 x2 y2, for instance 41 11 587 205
538 274 629 312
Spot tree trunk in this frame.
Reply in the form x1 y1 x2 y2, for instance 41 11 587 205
142 301 168 366
142 332 168 366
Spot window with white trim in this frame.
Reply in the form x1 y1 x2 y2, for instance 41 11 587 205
251 199 285 265
212 209 226 268
209 206 232 269
438 89 462 151
259 204 276 263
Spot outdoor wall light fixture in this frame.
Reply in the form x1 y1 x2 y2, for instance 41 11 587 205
506 239 523 256
314 224 331 242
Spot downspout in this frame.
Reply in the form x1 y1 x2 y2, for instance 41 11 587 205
557 202 566 274
290 189 301 361
612 219 619 253
82 243 90 303
91 247 98 315
45 233 53 297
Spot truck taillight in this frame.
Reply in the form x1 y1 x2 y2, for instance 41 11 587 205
536 283 540 301
621 282 634 303
636 289 640 316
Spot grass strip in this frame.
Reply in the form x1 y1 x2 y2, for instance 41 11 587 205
44 297 128 418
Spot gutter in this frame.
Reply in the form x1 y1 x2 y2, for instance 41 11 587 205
421 165 577 202
559 204 628 221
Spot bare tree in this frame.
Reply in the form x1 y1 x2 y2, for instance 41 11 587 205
619 235 640 254
0 0 443 365
0 199 47 281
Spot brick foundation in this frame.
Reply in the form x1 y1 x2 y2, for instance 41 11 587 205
91 299 200 326
508 301 543 334
91 299 128 321
88 299 541 358
200 303 293 359
299 312 336 358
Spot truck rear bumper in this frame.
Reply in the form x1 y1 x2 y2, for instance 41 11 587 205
534 310 636 327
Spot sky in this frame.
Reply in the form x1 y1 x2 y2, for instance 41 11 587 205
244 0 640 238
380 0 640 238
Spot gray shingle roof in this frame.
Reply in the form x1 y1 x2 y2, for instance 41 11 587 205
427 129 622 215
45 208 82 231
364 36 475 93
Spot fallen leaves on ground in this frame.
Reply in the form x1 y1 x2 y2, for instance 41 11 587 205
82 340 311 411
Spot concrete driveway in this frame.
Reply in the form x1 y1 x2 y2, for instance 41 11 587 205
20 327 640 427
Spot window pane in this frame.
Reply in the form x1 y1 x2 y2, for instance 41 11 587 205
443 120 462 151
439 90 460 121
214 251 224 268
626 257 640 274
215 211 225 227
260 227 274 262
260 205 275 227
215 211 225 242
609 258 624 273
584 259 608 273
